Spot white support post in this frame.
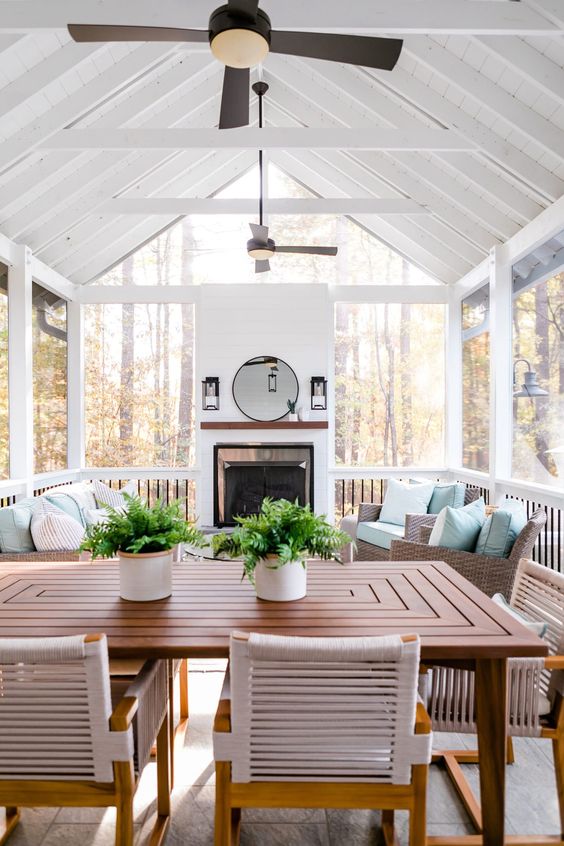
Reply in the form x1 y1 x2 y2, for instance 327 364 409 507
445 285 462 472
67 300 84 470
8 245 34 495
488 246 513 504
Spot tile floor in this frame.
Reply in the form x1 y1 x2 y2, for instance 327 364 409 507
4 663 561 846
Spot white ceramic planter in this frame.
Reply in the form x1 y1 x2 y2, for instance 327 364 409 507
288 413 298 422
118 549 173 601
254 556 307 601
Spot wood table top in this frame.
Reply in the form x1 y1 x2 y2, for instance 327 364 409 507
0 559 547 660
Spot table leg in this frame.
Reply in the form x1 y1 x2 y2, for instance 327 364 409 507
475 658 507 846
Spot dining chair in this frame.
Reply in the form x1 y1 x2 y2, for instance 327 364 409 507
213 630 432 846
0 633 171 846
427 557 564 837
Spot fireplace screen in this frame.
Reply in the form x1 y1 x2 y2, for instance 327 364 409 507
214 444 314 526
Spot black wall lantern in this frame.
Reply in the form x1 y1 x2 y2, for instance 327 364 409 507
310 376 327 410
202 376 220 410
268 365 278 393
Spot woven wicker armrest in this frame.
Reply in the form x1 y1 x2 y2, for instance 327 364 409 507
357 502 383 523
389 539 519 597
112 659 168 772
419 526 433 543
0 550 82 562
404 513 437 543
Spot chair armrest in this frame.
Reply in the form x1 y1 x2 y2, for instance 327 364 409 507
419 526 433 543
415 702 432 736
357 502 383 523
545 656 564 670
111 659 168 772
214 669 231 734
404 513 437 543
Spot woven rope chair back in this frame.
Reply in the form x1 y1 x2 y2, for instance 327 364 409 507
429 558 564 737
221 631 430 785
511 557 564 702
0 634 133 782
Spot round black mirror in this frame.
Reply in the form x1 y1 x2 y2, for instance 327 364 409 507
232 355 299 422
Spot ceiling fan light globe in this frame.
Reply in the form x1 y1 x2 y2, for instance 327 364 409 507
211 28 269 68
248 244 275 260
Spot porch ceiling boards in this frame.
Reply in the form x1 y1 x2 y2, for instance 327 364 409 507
0 1 563 285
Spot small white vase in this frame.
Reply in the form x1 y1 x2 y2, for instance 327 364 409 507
288 413 298 422
118 549 173 601
254 556 307 601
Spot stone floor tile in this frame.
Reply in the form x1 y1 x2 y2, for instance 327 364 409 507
240 822 330 846
3 808 59 846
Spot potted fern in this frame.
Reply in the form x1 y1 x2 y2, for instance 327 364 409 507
212 498 350 601
80 496 206 601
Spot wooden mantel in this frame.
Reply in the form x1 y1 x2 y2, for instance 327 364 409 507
200 421 329 430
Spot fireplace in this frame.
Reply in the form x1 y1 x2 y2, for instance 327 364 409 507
214 443 314 526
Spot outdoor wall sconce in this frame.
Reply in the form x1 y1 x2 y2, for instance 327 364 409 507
202 376 220 410
268 366 278 393
311 376 328 410
513 359 548 398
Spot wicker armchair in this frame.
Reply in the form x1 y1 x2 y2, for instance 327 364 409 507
354 487 480 562
390 508 547 597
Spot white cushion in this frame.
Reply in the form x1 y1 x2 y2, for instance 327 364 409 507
92 479 138 509
356 521 405 550
379 479 436 527
83 507 111 526
492 593 548 637
30 499 85 552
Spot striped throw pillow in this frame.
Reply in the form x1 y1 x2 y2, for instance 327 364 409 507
92 480 138 509
31 498 85 552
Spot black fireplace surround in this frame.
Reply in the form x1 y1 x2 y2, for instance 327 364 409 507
214 443 314 527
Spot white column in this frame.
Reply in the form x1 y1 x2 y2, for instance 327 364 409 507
8 245 34 495
67 300 85 469
445 286 462 472
488 245 513 503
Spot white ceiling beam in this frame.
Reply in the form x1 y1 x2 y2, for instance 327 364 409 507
30 257 77 301
67 151 255 284
265 60 511 246
98 198 429 215
0 0 557 34
0 53 218 216
369 64 564 202
24 89 225 255
524 0 564 28
475 36 564 109
405 36 564 162
3 58 220 239
273 149 464 283
48 147 251 272
43 127 476 152
0 41 102 121
282 56 544 224
0 43 177 174
0 231 17 265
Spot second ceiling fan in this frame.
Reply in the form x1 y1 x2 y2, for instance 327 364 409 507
246 81 338 274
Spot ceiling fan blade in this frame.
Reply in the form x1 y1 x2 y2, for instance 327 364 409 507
249 222 269 243
68 24 209 42
219 66 250 129
255 260 271 273
227 0 259 19
275 246 338 255
269 31 402 71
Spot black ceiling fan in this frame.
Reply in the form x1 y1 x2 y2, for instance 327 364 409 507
68 0 403 129
246 81 338 274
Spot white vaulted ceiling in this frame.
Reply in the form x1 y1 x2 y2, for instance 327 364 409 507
1 0 564 285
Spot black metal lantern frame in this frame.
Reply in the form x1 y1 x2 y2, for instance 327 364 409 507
310 376 327 410
202 376 220 411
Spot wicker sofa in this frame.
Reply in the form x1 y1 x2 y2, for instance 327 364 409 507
352 486 481 562
389 509 547 597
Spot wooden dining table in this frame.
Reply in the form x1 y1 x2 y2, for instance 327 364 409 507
0 557 548 846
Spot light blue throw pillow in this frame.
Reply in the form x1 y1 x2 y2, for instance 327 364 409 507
43 493 86 527
475 501 527 558
379 478 436 527
428 498 486 551
428 483 465 514
0 497 38 553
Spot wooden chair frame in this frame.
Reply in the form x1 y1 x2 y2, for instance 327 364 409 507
0 634 171 846
431 655 564 846
213 633 432 846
